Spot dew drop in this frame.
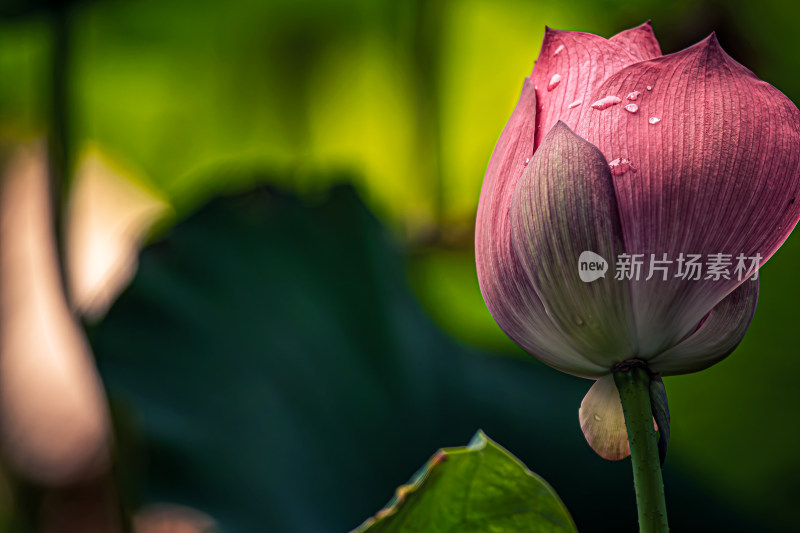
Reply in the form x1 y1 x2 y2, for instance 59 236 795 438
626 90 640 101
608 157 635 176
547 73 562 91
590 95 622 110
568 100 582 109
648 116 661 125
593 414 602 422
624 103 639 114
646 85 653 91
524 157 530 166
553 44 565 56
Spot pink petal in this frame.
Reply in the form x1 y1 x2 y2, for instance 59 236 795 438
510 122 637 368
648 279 758 376
609 21 662 62
577 34 800 356
530 26 648 150
0 145 111 483
579 375 630 460
476 81 608 377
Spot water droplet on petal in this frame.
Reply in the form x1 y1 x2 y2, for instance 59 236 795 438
553 44 565 56
646 85 653 91
624 103 639 114
627 90 640 101
574 316 585 326
524 157 530 166
608 158 636 176
590 95 622 110
547 73 562 91
648 116 661 124
593 414 602 422
568 100 581 109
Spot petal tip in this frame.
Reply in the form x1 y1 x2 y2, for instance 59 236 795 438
698 32 726 56
609 20 662 60
543 120 603 157
667 31 739 69
705 31 720 47
542 120 583 147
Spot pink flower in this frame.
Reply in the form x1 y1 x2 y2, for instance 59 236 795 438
475 22 800 459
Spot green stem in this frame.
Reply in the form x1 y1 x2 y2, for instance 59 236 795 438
614 367 669 533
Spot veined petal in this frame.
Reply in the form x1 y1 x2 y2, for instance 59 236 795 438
577 34 800 356
510 122 637 368
609 21 662 62
530 25 649 150
579 375 629 460
476 82 607 377
649 279 758 376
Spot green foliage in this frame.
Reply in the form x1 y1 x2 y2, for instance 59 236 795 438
354 431 576 533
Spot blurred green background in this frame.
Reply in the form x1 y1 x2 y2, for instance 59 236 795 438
1 0 799 531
